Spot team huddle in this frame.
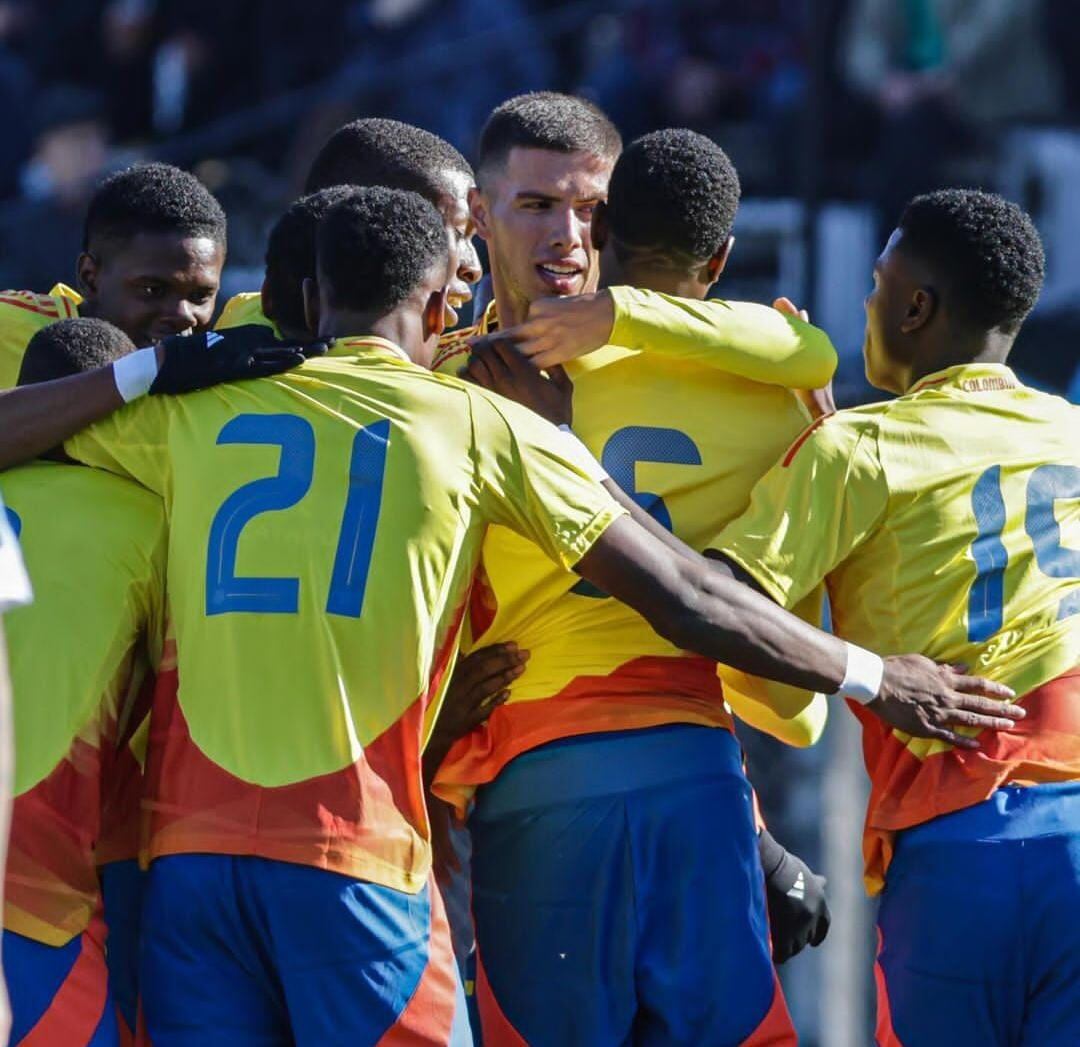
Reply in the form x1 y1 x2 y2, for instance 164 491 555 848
0 89 1076 1047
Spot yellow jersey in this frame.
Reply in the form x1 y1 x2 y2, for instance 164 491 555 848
65 336 624 893
432 289 836 812
214 291 279 336
715 362 1080 891
0 283 82 389
1 461 165 944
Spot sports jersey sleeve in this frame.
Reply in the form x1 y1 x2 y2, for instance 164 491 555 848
608 286 837 390
64 397 171 496
714 415 888 609
468 388 626 569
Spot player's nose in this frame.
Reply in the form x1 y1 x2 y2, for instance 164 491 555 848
457 238 482 286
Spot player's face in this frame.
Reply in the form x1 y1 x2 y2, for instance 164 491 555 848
436 169 482 318
78 233 223 346
473 147 612 315
863 229 916 393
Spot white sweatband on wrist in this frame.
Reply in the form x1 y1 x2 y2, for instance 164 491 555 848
112 347 159 402
833 641 884 705
557 423 608 483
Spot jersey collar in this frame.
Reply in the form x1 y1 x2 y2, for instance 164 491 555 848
48 282 83 306
327 335 412 363
908 362 1020 396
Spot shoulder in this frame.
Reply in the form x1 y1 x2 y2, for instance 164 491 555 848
215 292 275 333
432 322 480 374
778 405 885 470
0 288 77 323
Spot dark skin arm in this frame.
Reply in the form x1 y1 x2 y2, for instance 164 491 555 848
577 517 1023 748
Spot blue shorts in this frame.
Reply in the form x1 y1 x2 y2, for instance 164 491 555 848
139 855 471 1046
3 919 118 1045
876 781 1080 1046
469 724 793 1046
100 859 144 1038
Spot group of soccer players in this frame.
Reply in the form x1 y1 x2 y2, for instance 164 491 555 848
0 87 1074 1047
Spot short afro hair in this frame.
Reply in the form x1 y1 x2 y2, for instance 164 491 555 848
18 318 135 386
607 129 740 265
83 162 226 256
264 186 362 335
897 189 1044 334
316 187 449 316
304 118 474 204
478 92 621 176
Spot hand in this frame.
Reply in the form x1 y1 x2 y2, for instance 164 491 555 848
150 324 328 395
431 643 528 753
494 290 615 369
773 298 836 419
462 335 574 427
870 655 1024 749
759 829 830 964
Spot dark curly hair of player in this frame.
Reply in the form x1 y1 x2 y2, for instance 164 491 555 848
82 162 226 255
317 187 449 317
478 92 622 176
18 317 135 386
264 186 362 336
606 129 740 266
898 189 1045 335
304 118 474 202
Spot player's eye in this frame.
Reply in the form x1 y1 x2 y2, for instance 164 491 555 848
577 203 598 218
189 290 215 306
136 283 164 300
520 200 549 212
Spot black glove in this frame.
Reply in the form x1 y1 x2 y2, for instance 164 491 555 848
150 325 327 395
759 828 830 964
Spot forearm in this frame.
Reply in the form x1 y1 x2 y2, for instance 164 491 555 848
0 367 123 470
602 480 699 564
609 287 837 389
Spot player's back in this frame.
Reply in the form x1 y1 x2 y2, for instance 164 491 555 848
65 336 620 892
1 460 164 945
0 285 81 389
435 339 812 801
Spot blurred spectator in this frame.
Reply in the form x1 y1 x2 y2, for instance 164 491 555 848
844 0 1062 230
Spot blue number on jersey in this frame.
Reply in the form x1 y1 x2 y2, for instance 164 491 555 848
572 425 702 598
966 463 1080 641
4 506 21 539
206 414 315 615
326 419 390 618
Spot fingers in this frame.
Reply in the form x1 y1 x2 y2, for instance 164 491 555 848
301 341 329 358
547 365 573 391
947 673 1018 703
919 725 982 750
939 702 1024 733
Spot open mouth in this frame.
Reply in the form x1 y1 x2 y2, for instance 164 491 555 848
535 262 584 293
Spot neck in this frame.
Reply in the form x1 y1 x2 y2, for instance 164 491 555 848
490 272 530 328
905 331 1014 391
610 262 708 300
319 308 419 359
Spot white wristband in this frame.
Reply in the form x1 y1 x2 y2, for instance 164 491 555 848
833 641 884 705
112 346 159 403
557 423 608 483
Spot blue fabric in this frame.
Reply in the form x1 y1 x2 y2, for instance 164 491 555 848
140 854 466 1046
878 783 1080 1046
3 929 117 1045
470 724 775 1046
100 858 144 1034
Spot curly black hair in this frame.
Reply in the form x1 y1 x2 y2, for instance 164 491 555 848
898 189 1045 334
304 117 473 202
18 317 135 386
317 187 449 316
478 92 621 176
606 129 740 265
264 186 362 335
82 162 226 255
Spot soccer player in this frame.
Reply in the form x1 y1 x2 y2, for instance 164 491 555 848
0 163 227 389
49 186 1014 1044
438 126 829 1044
216 117 482 333
1 317 166 1045
707 189 1080 1045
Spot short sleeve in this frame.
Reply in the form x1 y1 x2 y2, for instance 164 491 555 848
64 396 172 496
468 388 626 569
608 286 838 390
713 414 888 609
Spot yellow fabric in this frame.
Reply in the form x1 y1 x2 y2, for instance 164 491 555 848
717 363 1080 722
0 283 81 389
65 336 624 789
1 461 165 794
215 291 280 336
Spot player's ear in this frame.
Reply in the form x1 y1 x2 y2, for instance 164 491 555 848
76 251 100 299
591 201 610 252
469 186 493 242
704 235 735 283
901 286 937 334
424 288 449 341
302 277 320 335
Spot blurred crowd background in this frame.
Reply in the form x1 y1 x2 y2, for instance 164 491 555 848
3 2 1078 1043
